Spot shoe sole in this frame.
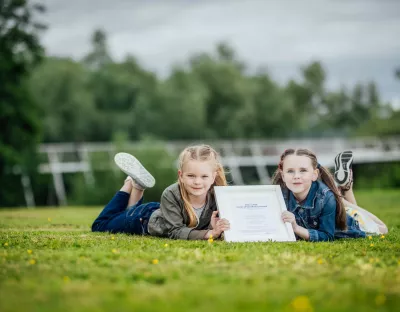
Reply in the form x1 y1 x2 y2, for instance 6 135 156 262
334 150 353 186
114 153 155 188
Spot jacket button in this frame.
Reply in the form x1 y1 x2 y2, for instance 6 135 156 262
313 221 317 225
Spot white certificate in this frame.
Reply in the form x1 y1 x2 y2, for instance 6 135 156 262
214 185 296 242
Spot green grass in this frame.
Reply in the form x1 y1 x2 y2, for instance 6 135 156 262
1 190 399 312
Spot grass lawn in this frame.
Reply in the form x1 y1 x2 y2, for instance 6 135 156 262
1 189 399 312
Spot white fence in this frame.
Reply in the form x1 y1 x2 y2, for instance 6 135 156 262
21 136 400 207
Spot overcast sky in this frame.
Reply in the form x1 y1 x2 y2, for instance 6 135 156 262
40 0 400 104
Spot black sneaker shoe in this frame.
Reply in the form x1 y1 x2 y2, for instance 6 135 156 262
334 151 354 188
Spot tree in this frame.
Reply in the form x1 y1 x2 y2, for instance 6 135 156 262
246 72 297 138
0 0 46 206
82 29 112 70
189 44 253 138
28 57 96 143
86 57 158 141
135 68 209 139
395 67 400 80
356 68 400 137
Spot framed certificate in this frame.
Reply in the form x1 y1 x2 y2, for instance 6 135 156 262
214 185 296 242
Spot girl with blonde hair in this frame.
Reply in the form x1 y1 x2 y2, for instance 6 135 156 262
92 144 230 240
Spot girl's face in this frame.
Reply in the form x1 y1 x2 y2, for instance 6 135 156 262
178 160 217 199
281 155 318 202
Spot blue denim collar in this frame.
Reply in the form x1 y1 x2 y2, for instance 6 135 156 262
288 181 318 210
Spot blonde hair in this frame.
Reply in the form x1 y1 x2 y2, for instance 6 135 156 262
178 144 227 227
271 148 347 230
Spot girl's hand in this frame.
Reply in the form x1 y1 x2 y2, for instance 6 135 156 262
282 211 298 231
210 218 230 238
210 211 220 229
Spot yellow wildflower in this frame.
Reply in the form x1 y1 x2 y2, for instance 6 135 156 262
317 259 324 265
27 250 33 254
368 236 372 240
3 242 8 247
63 276 70 283
111 249 119 254
111 236 115 240
152 259 159 265
291 295 313 312
375 294 386 306
29 259 36 265
164 243 169 247
208 234 214 243
48 217 52 222
370 243 374 247
380 235 385 239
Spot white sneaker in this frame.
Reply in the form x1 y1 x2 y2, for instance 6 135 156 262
114 153 155 189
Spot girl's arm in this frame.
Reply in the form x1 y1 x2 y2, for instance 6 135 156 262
204 211 230 239
282 212 310 240
282 193 336 242
308 193 336 242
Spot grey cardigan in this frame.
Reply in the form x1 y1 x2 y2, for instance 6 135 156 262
147 183 216 240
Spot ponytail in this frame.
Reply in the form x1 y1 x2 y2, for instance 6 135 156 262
319 166 347 230
211 163 228 193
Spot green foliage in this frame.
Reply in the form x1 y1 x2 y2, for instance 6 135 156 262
355 162 400 189
135 68 209 139
29 57 96 142
0 190 399 312
357 110 400 137
0 0 45 206
26 28 398 144
247 72 296 137
82 29 112 70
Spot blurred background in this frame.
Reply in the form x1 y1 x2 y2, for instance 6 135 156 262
1 0 399 208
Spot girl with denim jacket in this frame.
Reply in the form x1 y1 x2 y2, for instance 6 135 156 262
92 145 231 240
271 148 387 242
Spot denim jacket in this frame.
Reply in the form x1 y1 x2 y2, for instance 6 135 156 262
282 180 337 242
282 180 365 242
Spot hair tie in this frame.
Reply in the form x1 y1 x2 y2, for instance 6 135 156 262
317 163 321 169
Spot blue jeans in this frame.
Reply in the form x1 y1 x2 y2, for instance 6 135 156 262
91 191 160 235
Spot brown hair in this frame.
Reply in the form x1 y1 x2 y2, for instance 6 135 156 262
178 144 227 227
271 148 347 230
